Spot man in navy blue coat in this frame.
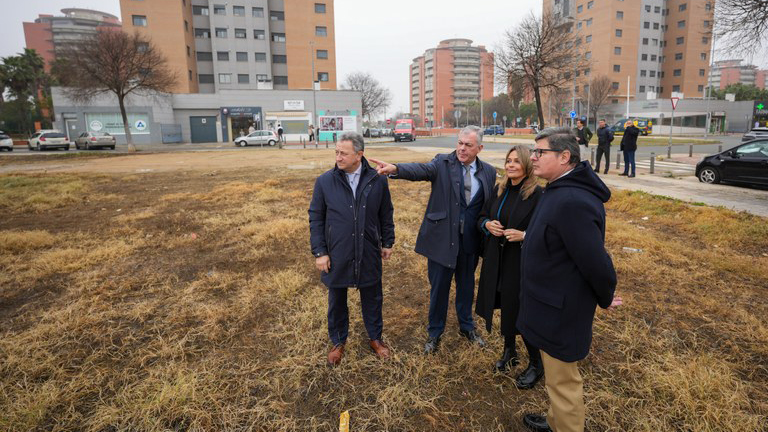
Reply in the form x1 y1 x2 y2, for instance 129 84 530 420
370 126 496 353
517 127 622 432
308 132 395 366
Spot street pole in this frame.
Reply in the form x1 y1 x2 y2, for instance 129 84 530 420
571 62 576 128
480 67 484 128
668 105 675 147
310 42 318 134
586 77 592 130
626 75 630 119
704 31 716 137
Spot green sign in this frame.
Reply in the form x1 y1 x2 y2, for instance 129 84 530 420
757 103 765 110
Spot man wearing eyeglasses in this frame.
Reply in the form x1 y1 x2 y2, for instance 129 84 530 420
369 125 496 354
517 127 621 432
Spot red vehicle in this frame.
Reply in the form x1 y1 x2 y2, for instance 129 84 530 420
394 119 415 142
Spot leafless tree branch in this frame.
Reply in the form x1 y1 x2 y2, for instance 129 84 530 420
341 72 392 121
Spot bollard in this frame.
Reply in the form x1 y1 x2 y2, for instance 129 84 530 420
590 147 595 166
650 152 655 174
667 144 671 158
616 150 621 170
302 136 306 149
688 144 693 157
325 139 329 149
315 139 318 149
718 145 722 153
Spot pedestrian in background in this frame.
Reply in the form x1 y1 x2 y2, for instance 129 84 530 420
594 119 614 174
308 124 315 143
573 119 593 162
277 123 284 143
619 121 640 178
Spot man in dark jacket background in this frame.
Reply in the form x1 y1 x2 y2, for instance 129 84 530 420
308 132 395 366
594 119 614 174
370 126 496 354
517 127 622 432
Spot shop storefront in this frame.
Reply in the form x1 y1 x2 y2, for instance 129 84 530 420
221 107 263 142
752 101 768 128
318 110 359 142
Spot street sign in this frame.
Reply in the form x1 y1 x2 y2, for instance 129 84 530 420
502 116 507 122
671 97 680 110
386 119 391 125
454 110 462 119
569 110 577 119
493 111 497 120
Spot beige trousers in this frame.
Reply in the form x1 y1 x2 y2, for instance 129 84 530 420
541 350 585 432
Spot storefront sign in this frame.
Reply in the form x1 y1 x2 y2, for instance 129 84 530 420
283 100 305 111
85 113 150 134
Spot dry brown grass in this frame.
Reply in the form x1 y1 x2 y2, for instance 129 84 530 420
0 157 766 431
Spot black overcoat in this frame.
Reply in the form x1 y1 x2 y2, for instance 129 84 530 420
620 125 640 151
475 181 542 336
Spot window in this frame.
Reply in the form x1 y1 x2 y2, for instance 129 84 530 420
703 20 711 28
612 82 619 90
645 5 651 12
585 51 592 59
614 47 622 55
238 74 249 84
616 11 623 19
132 15 147 26
654 6 661 13
254 29 265 40
137 42 149 53
193 5 209 15
219 73 232 84
677 20 686 28
616 29 623 37
644 21 650 29
586 35 592 43
640 85 646 93
641 54 648 61
270 11 284 20
673 69 682 77
698 84 705 92
272 33 286 42
673 85 681 92
651 54 657 61
702 36 709 44
216 28 227 38
252 7 264 17
196 51 213 61
186 45 191 57
318 72 329 82
612 99 619 104
235 28 246 38
236 52 248 62
217 51 229 61
316 26 327 36
577 5 583 13
584 68 590 76
659 86 663 93
586 18 592 26
315 3 326 13
640 70 647 77
650 71 656 77
679 3 687 11
198 74 214 84
256 74 268 81
676 37 684 45
195 28 210 39
213 4 226 15
701 53 707 60
653 38 659 46
233 6 245 16
577 22 582 29
642 38 649 45
274 76 288 85
613 65 621 72
272 55 287 63
587 1 594 9
653 22 659 30
675 53 683 60
699 69 706 77
705 2 712 11
575 85 579 93
317 49 328 59
254 52 266 62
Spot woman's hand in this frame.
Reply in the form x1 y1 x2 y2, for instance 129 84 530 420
485 220 504 237
503 228 525 242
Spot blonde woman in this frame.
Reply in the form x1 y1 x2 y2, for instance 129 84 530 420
475 145 544 389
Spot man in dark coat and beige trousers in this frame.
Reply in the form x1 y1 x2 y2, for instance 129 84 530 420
370 125 496 353
518 127 622 432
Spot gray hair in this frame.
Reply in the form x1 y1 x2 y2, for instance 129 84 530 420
459 125 483 145
535 127 580 165
340 132 365 152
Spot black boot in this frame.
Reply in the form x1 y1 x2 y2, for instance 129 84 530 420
494 336 519 371
515 338 543 389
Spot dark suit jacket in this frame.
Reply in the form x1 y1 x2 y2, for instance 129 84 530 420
394 151 496 268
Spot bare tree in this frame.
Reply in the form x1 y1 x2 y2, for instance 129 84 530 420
341 72 392 122
715 0 768 56
588 75 613 127
53 31 176 151
495 11 589 128
548 88 572 127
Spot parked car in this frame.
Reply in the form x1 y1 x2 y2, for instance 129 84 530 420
28 130 69 151
741 127 768 142
484 125 504 135
394 119 415 142
234 130 278 147
696 139 768 187
369 128 382 138
0 131 13 151
380 128 392 137
74 132 116 150
612 118 653 136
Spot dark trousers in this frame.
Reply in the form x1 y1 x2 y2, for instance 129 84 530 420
622 150 636 176
595 146 610 173
426 241 479 338
327 281 383 346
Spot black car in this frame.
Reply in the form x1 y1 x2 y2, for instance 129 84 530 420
696 140 768 186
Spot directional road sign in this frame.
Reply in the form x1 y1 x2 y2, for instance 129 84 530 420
569 110 577 119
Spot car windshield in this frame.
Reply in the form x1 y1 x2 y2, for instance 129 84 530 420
0 134 9 139
92 132 111 137
44 133 68 138
395 123 411 128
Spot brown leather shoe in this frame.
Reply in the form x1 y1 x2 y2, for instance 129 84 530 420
327 344 344 366
369 340 391 359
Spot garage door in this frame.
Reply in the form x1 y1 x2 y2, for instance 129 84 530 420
190 116 217 143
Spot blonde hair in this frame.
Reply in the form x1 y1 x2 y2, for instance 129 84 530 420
497 145 538 200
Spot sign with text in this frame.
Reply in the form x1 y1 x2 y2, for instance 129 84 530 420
283 100 305 111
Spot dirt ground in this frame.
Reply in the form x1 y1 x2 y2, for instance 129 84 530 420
0 149 766 431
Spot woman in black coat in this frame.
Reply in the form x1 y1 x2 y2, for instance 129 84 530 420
475 145 544 389
620 121 640 177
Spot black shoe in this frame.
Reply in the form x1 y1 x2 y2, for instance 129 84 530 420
515 363 544 389
523 413 552 432
459 329 487 348
494 347 519 371
604 170 609 174
628 174 635 178
424 336 440 354
618 173 628 176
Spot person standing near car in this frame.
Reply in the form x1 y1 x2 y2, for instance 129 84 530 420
248 123 256 135
619 121 640 178
518 127 621 432
308 132 395 366
277 123 284 143
308 124 315 143
369 126 496 354
594 119 614 174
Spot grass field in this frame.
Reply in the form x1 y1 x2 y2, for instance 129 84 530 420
0 152 766 431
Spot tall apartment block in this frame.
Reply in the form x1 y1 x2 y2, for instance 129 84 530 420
120 0 337 94
23 8 122 72
544 0 714 103
409 39 494 126
710 60 768 90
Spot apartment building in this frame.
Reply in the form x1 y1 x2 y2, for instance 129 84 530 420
120 0 337 94
710 60 768 90
409 39 493 126
544 0 714 104
23 8 122 72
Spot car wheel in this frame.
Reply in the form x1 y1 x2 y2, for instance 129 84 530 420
268 140 276 146
237 140 247 147
698 166 721 184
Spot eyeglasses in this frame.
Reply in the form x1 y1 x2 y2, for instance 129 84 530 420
530 148 562 158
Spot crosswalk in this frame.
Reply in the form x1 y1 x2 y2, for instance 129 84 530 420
633 160 696 173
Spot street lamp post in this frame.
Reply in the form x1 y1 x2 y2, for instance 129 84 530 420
704 31 716 137
310 41 318 133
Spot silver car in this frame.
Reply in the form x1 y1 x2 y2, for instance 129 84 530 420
28 131 70 151
742 127 768 142
75 132 116 150
234 130 278 147
0 131 13 152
